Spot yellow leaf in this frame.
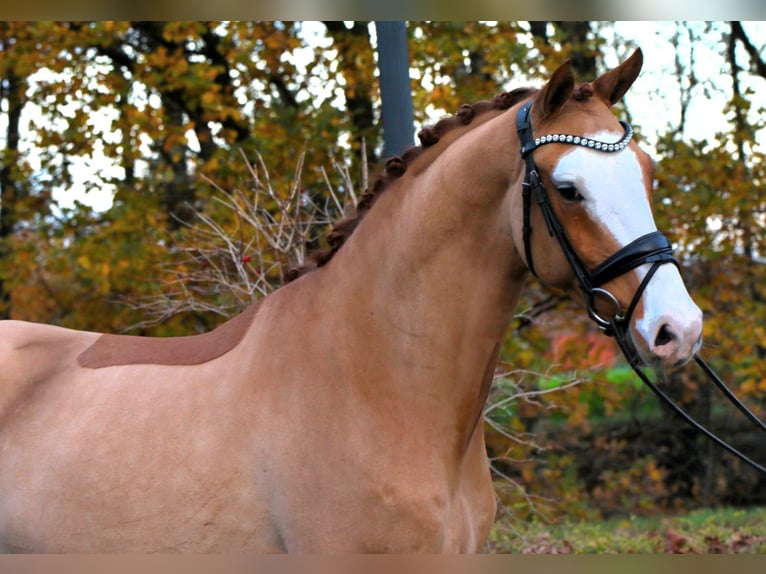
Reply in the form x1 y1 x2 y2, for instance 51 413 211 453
647 464 663 482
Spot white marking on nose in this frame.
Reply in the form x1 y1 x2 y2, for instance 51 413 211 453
636 264 703 366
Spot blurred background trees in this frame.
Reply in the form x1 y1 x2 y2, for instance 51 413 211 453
1 20 764 521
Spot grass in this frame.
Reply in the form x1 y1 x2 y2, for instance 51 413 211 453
488 506 766 553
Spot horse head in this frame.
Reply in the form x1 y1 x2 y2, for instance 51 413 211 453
511 49 703 370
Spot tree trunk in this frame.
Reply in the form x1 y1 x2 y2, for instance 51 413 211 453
375 21 414 158
0 68 24 318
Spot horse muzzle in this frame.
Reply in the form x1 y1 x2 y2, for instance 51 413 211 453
631 264 703 370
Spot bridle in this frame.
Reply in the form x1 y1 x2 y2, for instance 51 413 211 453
516 100 766 474
516 101 676 343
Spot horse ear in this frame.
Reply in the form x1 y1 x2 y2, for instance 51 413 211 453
592 48 643 106
537 59 575 119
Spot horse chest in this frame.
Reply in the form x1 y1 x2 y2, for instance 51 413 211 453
260 424 495 553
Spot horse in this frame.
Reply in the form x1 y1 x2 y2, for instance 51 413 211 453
0 48 703 553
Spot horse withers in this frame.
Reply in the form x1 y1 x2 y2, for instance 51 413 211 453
0 49 701 552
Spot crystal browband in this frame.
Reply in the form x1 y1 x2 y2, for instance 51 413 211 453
523 121 634 156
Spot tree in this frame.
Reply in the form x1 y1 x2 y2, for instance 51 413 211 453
529 21 599 78
0 21 533 329
0 21 363 330
642 21 766 506
0 24 26 318
376 21 415 157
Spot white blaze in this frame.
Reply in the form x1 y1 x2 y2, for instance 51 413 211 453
551 132 702 365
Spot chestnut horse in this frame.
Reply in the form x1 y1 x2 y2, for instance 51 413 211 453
0 49 702 552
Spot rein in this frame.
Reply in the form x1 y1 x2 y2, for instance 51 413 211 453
515 100 766 474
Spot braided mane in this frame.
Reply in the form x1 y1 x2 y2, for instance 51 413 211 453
286 87 537 282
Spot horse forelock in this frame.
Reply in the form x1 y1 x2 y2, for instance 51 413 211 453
573 82 594 101
286 87 538 283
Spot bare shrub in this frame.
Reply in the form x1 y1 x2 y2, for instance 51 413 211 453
126 148 363 328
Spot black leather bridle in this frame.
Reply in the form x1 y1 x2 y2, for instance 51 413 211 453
516 100 766 474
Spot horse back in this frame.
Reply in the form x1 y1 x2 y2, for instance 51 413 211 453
76 300 261 369
0 320 99 422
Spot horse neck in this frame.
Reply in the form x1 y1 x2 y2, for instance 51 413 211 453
317 108 529 445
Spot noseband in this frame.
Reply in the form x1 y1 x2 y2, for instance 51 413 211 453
515 100 766 474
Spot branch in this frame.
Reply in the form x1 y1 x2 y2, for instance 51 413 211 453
124 148 361 330
730 21 766 79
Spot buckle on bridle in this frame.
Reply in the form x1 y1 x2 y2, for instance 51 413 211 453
587 287 625 332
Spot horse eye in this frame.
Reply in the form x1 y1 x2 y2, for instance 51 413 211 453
556 184 584 202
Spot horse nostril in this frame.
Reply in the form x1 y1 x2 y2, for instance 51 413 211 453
654 324 677 348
